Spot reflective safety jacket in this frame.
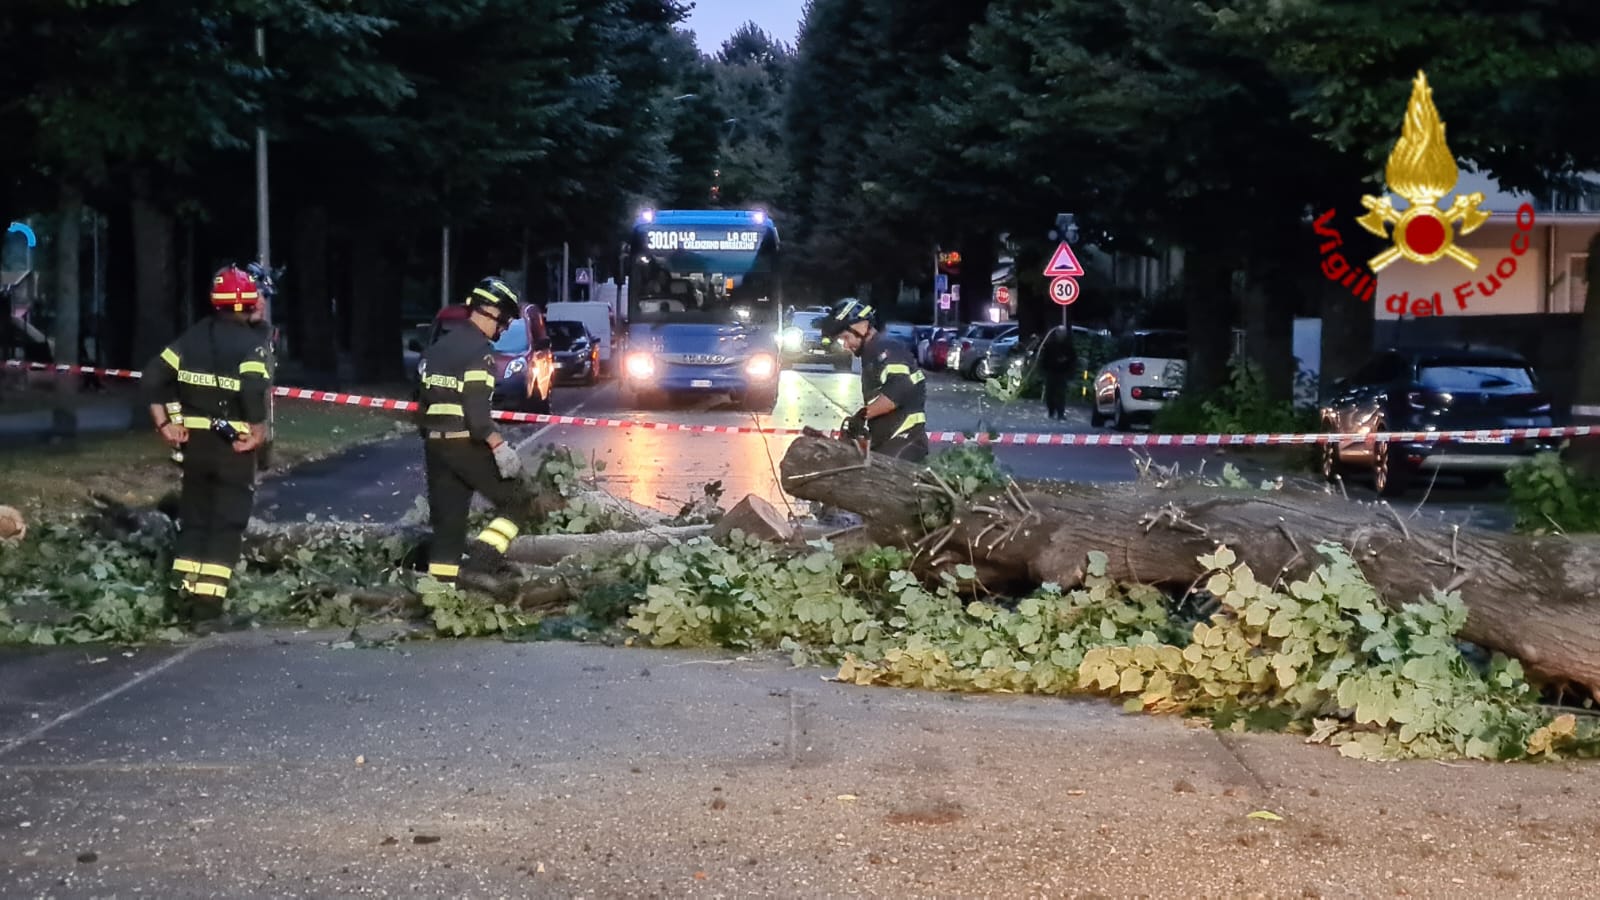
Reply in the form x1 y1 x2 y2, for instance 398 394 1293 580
417 323 496 441
142 317 272 435
859 332 927 448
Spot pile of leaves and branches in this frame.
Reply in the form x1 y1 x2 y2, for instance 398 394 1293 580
6 442 1599 763
0 514 414 646
619 533 1600 762
0 446 709 646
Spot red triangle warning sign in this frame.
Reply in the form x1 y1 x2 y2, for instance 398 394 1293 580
1043 241 1084 277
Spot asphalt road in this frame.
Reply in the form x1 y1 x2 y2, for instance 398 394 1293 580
4 633 1598 897
255 365 1516 530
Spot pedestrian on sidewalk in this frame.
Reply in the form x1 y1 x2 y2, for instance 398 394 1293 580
416 276 531 596
1039 326 1077 421
142 265 274 625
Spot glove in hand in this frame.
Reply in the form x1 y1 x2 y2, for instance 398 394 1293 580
492 441 522 480
843 409 869 440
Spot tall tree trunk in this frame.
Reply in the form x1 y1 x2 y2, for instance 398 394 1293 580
292 205 338 387
1242 261 1294 403
1182 252 1234 398
54 183 82 367
958 231 995 324
178 219 196 328
869 274 898 314
348 230 404 384
1014 241 1053 340
105 199 136 369
1566 233 1600 477
130 171 177 367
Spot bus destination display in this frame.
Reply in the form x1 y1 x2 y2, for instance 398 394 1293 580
644 229 760 253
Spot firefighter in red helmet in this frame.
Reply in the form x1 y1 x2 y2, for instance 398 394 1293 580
141 264 274 626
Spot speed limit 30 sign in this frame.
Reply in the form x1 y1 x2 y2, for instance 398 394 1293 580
1049 276 1079 306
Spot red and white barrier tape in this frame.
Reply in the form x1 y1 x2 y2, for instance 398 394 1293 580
8 358 1596 446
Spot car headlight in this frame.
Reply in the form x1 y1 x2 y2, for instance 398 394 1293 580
782 328 802 352
746 353 776 380
504 358 527 376
625 352 656 380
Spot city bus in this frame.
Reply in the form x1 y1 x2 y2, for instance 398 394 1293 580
620 209 782 410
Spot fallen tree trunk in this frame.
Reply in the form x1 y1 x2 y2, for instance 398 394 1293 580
504 524 713 566
779 435 1600 698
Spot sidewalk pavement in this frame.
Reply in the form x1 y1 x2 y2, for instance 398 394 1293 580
1 633 1596 896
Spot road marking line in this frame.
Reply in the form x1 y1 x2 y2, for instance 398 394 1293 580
0 641 205 761
513 388 600 452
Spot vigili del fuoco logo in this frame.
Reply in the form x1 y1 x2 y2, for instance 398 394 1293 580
1312 70 1535 316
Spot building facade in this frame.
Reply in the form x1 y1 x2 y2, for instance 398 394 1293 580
1371 169 1600 414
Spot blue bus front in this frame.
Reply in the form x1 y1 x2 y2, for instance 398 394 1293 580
621 209 782 410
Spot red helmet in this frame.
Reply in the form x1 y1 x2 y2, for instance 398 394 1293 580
210 266 260 312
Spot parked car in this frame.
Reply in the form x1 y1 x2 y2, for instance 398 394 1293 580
1320 346 1557 497
918 327 957 368
782 307 850 371
1092 329 1188 430
978 330 1026 381
927 328 958 370
949 323 1018 379
415 303 554 413
547 319 600 385
544 301 615 376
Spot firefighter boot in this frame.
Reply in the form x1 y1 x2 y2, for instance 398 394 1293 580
458 543 517 600
164 575 196 623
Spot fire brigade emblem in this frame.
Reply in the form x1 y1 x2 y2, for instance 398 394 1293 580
1356 71 1490 272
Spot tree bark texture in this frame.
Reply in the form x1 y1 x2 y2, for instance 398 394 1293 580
292 205 338 386
1567 232 1600 478
1241 262 1294 403
348 231 404 384
54 183 82 367
130 171 177 366
957 232 995 325
778 435 1600 698
1182 254 1235 398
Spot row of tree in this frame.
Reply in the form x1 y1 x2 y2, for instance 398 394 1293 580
2 2 793 385
777 0 1600 398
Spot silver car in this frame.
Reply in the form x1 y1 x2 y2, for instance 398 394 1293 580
949 323 1018 380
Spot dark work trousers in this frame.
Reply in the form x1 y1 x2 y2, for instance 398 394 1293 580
878 434 930 463
1043 372 1070 419
172 431 257 603
424 437 528 582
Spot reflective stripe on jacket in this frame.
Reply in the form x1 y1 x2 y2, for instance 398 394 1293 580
142 317 272 430
418 323 497 441
859 333 928 449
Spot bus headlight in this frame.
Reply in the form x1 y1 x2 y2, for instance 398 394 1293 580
625 352 656 380
745 353 776 380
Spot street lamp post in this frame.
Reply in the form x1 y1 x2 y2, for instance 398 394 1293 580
256 28 271 279
255 25 276 470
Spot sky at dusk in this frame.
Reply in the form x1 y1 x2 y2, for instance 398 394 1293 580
683 0 807 53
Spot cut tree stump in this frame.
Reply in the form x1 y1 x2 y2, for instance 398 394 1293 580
710 495 794 544
778 435 1600 699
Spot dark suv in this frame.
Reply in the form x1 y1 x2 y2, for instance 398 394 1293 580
1320 346 1557 496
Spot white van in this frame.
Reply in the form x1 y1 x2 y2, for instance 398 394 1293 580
544 301 616 374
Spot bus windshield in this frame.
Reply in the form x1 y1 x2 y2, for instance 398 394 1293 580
628 211 780 327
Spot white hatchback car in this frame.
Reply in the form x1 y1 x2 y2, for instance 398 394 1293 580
1092 329 1188 430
